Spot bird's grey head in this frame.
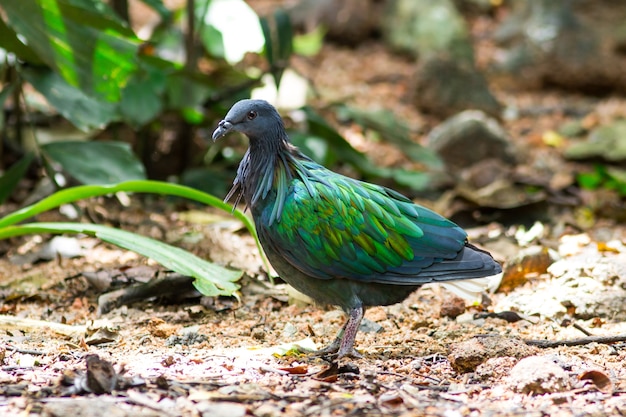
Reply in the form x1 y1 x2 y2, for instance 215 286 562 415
212 99 285 143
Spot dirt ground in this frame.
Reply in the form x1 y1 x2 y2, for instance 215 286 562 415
2 2 626 416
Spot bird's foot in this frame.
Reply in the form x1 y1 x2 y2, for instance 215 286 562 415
336 347 363 359
301 339 340 357
303 340 362 360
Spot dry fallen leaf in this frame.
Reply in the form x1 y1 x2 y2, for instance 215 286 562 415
578 370 613 394
277 365 308 374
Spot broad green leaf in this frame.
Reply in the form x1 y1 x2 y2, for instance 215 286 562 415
302 106 370 168
199 25 225 59
180 107 205 124
336 105 443 169
138 0 172 21
0 17 42 63
120 66 167 127
0 153 34 204
0 222 241 297
388 168 432 190
41 141 146 184
606 166 626 196
1 0 140 101
302 107 433 191
166 72 214 110
22 67 118 131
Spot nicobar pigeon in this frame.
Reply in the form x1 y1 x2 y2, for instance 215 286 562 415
212 99 502 358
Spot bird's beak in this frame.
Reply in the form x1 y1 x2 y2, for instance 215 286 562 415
212 120 233 142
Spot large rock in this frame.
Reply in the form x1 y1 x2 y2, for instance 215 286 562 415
448 336 537 373
565 120 626 162
494 0 626 93
413 57 502 119
382 0 473 61
427 110 515 172
288 0 384 46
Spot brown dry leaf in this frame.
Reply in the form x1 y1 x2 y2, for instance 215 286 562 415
578 370 614 394
314 362 339 382
277 365 308 375
499 246 556 293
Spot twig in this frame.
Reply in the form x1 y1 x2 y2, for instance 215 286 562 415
525 334 626 348
572 322 593 336
5 345 44 355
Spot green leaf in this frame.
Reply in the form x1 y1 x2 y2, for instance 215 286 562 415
1 0 140 101
41 141 146 184
260 8 292 87
293 26 325 56
388 168 432 190
275 9 293 62
302 107 433 191
166 71 214 111
0 222 241 297
138 0 172 21
0 17 42 63
0 153 34 204
259 16 273 67
0 180 270 274
120 66 167 127
199 24 225 59
302 106 371 168
22 67 118 131
336 105 443 169
605 166 626 196
0 82 17 131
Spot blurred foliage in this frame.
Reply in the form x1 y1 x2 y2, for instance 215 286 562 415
0 0 436 198
0 180 262 296
578 165 626 197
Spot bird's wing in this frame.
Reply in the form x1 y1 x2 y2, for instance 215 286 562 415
257 168 479 285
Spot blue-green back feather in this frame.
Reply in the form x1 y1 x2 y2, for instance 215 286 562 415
253 158 470 285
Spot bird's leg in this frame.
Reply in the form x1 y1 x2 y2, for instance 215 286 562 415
336 305 364 359
308 305 364 358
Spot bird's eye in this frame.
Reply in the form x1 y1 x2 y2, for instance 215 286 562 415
247 110 257 120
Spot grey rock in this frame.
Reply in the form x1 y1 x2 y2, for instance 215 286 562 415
414 57 502 119
427 110 515 172
383 0 473 61
495 0 626 93
359 317 384 334
565 120 626 162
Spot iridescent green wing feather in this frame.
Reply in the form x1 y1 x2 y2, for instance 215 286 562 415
257 161 469 285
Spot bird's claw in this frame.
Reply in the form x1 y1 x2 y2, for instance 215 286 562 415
303 342 362 360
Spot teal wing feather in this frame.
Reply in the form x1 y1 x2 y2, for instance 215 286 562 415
256 161 472 285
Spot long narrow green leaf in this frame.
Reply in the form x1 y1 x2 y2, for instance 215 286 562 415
0 222 240 297
275 9 292 62
0 180 270 272
259 15 273 65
